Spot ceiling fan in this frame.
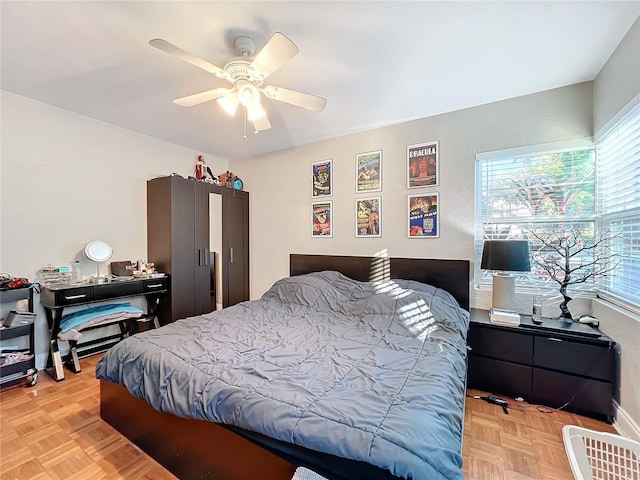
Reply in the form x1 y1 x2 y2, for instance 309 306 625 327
149 32 327 133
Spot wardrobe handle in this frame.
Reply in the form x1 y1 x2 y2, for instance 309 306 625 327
230 247 234 264
204 248 209 266
197 249 201 266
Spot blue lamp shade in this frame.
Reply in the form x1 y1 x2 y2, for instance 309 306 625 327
481 240 531 272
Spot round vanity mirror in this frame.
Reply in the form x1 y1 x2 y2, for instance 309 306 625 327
84 240 114 263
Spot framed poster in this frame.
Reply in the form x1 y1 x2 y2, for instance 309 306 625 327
355 150 382 193
407 141 439 188
355 197 381 238
312 159 332 197
408 193 439 238
311 201 333 237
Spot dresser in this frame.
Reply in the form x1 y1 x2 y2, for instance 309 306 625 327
40 277 167 381
467 308 619 423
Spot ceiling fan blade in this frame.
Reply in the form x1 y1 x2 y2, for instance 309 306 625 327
262 85 327 112
252 113 272 131
149 39 230 81
250 32 299 80
173 88 230 107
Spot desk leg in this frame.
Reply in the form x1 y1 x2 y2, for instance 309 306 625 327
66 340 82 373
44 307 65 381
145 292 164 329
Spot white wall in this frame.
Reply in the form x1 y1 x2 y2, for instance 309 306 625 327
593 17 640 136
231 82 593 305
0 90 227 367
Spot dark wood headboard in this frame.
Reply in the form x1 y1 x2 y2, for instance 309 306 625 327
290 254 470 311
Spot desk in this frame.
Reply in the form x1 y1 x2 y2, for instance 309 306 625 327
40 276 167 381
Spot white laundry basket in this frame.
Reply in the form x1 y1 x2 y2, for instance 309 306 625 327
563 425 640 480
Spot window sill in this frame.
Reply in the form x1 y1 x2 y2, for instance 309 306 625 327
592 298 640 324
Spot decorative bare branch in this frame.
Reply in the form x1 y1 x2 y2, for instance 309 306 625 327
527 228 622 319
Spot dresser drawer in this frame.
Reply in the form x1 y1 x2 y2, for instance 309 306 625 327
468 326 533 364
468 355 532 400
94 281 143 300
142 278 167 293
532 368 614 422
534 337 614 381
43 286 92 306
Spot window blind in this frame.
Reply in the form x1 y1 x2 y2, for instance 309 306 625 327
596 103 640 310
475 143 595 291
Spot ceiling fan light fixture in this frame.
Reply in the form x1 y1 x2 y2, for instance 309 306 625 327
151 33 325 135
217 92 239 116
236 80 260 107
246 102 266 121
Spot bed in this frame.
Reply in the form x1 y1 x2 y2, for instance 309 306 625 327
97 254 470 480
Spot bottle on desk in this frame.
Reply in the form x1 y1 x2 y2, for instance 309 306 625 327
532 297 543 324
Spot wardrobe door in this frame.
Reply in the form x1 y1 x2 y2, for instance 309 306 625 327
194 182 211 315
148 176 199 324
171 180 200 320
225 189 249 307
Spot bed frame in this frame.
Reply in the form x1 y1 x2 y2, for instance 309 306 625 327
99 254 470 480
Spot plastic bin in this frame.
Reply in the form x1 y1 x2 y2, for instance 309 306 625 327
291 467 328 480
563 425 640 480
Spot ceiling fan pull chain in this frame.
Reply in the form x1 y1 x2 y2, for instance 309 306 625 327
243 107 247 140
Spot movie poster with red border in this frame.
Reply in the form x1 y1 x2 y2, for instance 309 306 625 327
408 193 439 238
407 141 439 188
311 201 333 237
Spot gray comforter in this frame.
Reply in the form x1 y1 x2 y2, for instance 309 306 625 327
96 271 469 480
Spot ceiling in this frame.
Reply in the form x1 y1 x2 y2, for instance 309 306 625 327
2 1 639 161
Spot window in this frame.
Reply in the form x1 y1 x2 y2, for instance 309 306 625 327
596 103 640 311
475 141 596 291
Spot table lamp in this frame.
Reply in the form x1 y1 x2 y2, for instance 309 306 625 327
481 240 531 311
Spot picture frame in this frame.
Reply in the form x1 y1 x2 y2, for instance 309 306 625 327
408 193 439 238
355 150 382 193
311 201 333 237
312 159 333 197
407 141 439 188
355 197 381 238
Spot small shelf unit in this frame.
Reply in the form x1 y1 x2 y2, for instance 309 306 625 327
0 286 38 387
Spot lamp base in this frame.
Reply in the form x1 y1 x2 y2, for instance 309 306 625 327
492 273 516 311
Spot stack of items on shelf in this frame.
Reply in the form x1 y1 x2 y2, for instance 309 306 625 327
489 308 521 326
57 303 144 341
0 351 33 366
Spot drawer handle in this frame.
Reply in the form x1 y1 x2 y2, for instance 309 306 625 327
64 294 87 300
146 284 163 289
548 337 563 342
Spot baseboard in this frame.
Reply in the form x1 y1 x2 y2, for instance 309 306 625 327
613 401 640 442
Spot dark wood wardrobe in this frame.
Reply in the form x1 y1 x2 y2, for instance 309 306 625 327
147 175 249 325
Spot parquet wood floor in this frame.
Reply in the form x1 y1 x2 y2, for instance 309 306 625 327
0 354 617 480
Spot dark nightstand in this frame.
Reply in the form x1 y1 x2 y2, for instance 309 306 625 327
467 308 620 423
